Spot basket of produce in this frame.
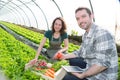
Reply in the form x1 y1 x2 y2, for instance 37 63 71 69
25 59 68 80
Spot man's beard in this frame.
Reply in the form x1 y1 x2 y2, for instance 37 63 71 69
79 22 88 30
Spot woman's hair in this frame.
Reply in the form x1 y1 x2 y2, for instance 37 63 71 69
51 17 67 35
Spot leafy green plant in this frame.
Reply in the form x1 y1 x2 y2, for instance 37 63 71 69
71 30 78 36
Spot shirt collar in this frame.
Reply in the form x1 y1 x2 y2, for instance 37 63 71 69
85 23 97 38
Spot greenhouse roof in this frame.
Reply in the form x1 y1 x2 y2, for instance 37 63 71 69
0 0 120 39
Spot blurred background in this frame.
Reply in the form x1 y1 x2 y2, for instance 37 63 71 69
0 0 120 41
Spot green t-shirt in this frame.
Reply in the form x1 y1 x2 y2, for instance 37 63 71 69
44 30 68 42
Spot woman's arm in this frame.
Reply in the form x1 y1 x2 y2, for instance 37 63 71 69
29 37 47 64
57 38 69 53
35 37 47 60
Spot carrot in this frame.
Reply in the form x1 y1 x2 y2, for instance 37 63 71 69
50 68 55 71
44 72 50 76
44 70 54 78
47 69 55 74
35 67 42 70
44 69 55 78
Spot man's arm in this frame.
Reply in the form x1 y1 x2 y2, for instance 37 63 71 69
64 53 77 59
72 64 107 79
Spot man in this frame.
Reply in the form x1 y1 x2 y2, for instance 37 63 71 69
60 7 118 80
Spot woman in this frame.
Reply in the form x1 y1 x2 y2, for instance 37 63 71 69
30 17 69 63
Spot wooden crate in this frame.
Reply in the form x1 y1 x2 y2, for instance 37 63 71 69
32 68 67 80
25 63 67 80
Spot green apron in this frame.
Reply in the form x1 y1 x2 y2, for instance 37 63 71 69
47 35 62 62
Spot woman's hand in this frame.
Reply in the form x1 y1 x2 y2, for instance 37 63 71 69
53 52 77 60
29 58 37 65
53 52 65 60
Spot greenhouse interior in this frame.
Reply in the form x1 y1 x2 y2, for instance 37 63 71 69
0 0 120 80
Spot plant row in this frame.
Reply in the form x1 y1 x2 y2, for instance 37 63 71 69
0 27 41 80
0 21 80 52
0 27 70 80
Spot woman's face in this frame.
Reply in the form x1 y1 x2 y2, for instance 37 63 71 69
54 19 62 32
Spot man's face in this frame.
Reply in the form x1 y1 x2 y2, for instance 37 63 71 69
75 9 92 31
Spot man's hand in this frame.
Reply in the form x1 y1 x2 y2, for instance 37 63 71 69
71 72 85 79
71 64 107 79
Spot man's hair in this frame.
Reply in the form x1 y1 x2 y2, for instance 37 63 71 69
75 7 92 16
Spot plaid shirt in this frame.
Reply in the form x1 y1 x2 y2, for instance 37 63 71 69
74 23 118 80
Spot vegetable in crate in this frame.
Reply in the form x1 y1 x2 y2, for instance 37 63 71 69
34 60 47 69
44 68 55 78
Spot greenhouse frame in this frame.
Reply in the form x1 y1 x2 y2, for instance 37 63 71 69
0 0 120 80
